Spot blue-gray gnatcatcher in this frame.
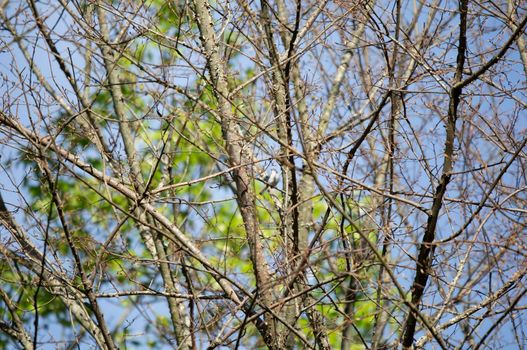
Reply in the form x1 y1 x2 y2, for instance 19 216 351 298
259 169 279 194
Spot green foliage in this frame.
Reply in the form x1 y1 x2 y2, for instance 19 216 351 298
2 1 383 347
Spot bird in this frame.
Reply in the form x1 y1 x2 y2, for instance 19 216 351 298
259 169 279 194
